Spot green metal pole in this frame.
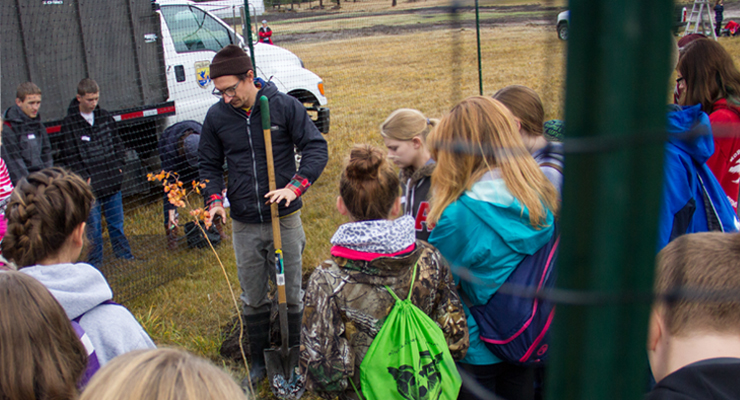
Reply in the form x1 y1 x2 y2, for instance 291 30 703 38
546 0 672 399
243 0 255 71
475 0 482 95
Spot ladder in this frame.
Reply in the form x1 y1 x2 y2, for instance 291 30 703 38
684 0 718 40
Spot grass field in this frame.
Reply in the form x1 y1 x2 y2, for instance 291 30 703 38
120 1 740 398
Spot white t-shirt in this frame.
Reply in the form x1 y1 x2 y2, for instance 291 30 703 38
81 111 94 126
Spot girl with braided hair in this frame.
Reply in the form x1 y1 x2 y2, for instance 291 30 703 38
2 167 155 366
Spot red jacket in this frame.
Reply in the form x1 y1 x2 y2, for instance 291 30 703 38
258 27 273 45
707 98 740 211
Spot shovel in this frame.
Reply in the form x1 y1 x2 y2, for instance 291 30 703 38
260 95 305 399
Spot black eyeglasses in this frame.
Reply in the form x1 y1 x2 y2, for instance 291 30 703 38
212 80 240 98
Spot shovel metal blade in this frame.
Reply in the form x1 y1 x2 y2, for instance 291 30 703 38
264 345 304 399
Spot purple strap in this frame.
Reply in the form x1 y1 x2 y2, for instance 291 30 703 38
71 299 117 388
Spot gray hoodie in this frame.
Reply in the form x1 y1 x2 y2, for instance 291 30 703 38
20 263 155 365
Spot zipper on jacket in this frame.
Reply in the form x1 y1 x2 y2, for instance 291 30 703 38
244 116 264 223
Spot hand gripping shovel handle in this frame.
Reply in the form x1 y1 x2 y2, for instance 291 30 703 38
261 96 289 358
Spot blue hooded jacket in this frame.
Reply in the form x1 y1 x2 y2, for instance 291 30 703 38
658 105 739 251
429 172 554 365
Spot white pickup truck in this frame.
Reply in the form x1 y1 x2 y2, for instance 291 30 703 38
157 1 329 133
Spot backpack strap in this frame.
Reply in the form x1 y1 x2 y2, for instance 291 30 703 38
384 259 419 302
539 161 564 175
697 174 724 232
349 375 365 400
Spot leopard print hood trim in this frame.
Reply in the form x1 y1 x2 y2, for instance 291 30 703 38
330 215 415 254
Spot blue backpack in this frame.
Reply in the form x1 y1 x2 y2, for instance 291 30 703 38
463 230 559 366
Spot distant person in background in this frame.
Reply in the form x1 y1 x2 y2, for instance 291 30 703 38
259 20 273 44
1 82 53 185
647 232 740 399
678 39 740 213
380 108 438 241
0 117 14 248
715 0 724 37
58 78 133 267
3 168 155 366
0 271 88 400
493 85 565 195
79 349 251 400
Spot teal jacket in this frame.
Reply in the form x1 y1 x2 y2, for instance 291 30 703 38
429 174 554 365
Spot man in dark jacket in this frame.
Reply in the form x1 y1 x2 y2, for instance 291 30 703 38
58 78 133 267
647 232 740 399
1 82 53 185
199 44 328 387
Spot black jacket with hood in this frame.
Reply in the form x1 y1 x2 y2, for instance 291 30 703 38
58 99 125 199
199 81 328 224
646 358 740 400
1 105 53 185
400 161 435 241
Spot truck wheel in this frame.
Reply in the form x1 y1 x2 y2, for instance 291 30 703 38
558 23 568 41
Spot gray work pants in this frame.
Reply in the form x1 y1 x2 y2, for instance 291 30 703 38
232 211 306 316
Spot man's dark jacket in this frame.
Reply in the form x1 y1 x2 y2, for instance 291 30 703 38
58 98 125 199
199 81 328 224
1 105 53 185
646 358 740 400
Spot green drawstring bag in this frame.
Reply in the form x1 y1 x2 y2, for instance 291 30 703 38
352 260 462 400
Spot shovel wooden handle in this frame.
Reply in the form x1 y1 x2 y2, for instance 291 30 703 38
261 96 282 251
261 96 287 306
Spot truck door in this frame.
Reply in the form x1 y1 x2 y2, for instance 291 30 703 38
159 4 236 124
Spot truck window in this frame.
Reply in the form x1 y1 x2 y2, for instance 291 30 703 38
161 5 232 53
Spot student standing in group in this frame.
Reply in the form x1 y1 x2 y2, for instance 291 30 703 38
1 82 53 185
199 44 328 387
678 39 740 213
493 85 564 196
647 232 740 399
380 108 438 241
58 78 133 267
301 145 468 399
427 96 558 400
2 168 155 366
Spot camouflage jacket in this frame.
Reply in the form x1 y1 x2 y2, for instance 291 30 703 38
300 241 469 399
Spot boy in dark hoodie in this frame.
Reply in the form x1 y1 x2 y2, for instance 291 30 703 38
647 231 740 400
58 78 132 267
1 82 53 185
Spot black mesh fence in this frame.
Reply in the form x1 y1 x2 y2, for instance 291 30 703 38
0 0 570 302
